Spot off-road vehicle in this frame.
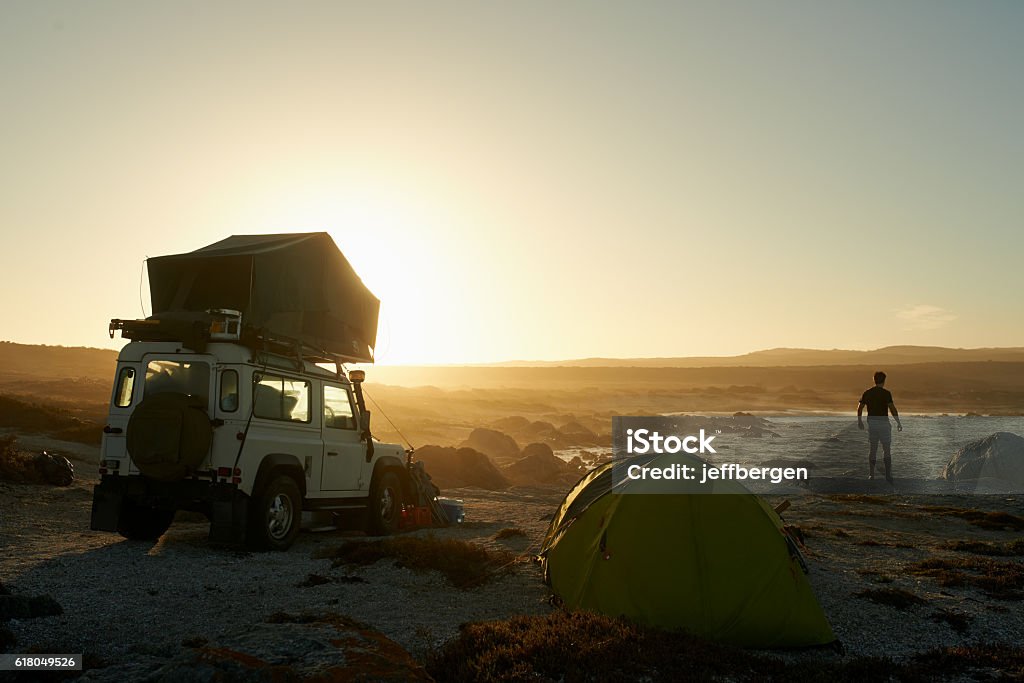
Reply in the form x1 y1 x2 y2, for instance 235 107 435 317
90 233 422 550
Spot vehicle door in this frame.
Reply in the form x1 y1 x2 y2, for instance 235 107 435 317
102 363 141 465
320 383 366 491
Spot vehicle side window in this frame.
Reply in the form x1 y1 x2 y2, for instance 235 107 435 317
253 373 310 423
323 385 356 429
220 370 239 412
114 367 135 407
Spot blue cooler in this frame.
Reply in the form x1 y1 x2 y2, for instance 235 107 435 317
436 497 465 524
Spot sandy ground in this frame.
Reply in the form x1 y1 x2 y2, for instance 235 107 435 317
2 449 1024 678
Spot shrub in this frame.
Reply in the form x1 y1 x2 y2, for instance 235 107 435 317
939 539 1024 557
907 557 1024 599
920 506 1024 532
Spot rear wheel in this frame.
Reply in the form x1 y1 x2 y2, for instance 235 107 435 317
117 499 175 541
368 471 403 536
246 475 302 551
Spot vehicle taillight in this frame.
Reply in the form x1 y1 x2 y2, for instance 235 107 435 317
217 467 231 477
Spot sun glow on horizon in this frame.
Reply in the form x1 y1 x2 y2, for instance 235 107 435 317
1 3 1022 362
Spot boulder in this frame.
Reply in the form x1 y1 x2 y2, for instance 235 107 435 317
415 446 509 490
942 432 1024 485
521 421 560 438
0 593 62 621
559 421 598 439
521 442 556 460
490 416 531 433
33 452 74 486
503 443 575 485
459 428 520 465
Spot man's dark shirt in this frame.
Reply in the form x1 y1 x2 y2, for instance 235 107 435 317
860 386 893 417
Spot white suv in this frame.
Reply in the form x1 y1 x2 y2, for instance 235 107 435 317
90 337 410 551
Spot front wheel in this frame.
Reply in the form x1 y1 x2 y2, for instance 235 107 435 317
117 500 175 541
368 471 404 536
246 475 302 551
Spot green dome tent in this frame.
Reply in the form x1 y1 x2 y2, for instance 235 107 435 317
539 454 836 648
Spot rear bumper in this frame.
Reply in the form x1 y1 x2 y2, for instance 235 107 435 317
90 475 249 544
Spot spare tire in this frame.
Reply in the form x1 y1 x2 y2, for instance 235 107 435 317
126 392 213 481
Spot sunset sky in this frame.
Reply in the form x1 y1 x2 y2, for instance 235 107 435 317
1 2 1022 364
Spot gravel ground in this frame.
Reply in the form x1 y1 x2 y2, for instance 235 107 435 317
0 476 556 667
2 459 1023 678
779 494 1024 660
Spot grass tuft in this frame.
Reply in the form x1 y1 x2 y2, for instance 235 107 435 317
833 494 890 505
315 535 514 588
907 557 1024 600
494 527 527 540
855 587 926 610
0 435 37 483
939 539 1024 557
920 506 1024 532
426 610 1024 682
0 395 101 445
929 608 972 634
296 573 333 588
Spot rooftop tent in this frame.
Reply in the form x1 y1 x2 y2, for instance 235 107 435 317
146 233 380 363
539 455 836 648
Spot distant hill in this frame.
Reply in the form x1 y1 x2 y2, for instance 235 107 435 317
0 341 118 380
0 341 1022 415
485 346 1024 368
4 342 1022 379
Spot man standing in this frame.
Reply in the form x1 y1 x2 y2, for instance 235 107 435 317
857 371 903 482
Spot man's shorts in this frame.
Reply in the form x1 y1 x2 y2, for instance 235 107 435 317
867 417 892 446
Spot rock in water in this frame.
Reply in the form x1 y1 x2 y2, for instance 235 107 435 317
942 432 1024 485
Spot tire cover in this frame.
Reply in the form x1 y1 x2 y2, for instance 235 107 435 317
126 392 213 481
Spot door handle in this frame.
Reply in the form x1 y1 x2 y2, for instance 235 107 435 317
327 451 339 456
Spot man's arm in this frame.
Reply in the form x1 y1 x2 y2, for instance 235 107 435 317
857 402 864 429
889 401 902 431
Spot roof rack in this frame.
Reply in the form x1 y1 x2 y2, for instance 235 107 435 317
110 313 371 371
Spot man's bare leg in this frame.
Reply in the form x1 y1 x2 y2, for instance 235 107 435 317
882 440 893 483
869 440 878 479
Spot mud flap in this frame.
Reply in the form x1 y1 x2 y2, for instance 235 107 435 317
90 484 122 532
209 492 248 545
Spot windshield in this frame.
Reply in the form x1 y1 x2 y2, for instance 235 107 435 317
145 360 211 404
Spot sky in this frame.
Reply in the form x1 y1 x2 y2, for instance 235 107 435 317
1 1 1022 364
